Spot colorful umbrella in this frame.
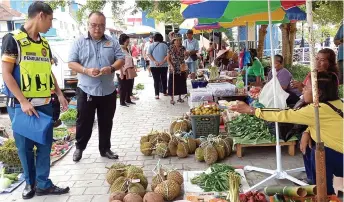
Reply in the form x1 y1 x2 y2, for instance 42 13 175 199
217 7 306 28
181 0 305 23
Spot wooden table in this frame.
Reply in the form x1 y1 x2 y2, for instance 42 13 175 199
236 141 296 158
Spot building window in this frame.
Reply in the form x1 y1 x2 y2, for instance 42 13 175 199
64 22 68 30
72 24 75 31
60 21 63 29
61 7 65 12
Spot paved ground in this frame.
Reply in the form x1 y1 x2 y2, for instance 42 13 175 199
1 71 305 202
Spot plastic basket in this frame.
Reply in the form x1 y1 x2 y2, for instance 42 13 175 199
190 114 220 137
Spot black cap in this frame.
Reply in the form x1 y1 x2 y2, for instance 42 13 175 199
187 29 193 34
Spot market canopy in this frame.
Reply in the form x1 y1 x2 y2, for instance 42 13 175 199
179 19 228 34
181 0 305 23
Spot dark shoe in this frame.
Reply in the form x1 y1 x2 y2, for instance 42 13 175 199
120 103 129 107
126 101 136 105
36 185 70 196
73 149 83 162
22 184 35 199
100 149 119 159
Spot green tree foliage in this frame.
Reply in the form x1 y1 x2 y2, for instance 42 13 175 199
312 1 343 25
134 1 183 25
47 0 124 24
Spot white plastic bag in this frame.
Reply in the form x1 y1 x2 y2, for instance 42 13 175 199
258 76 289 109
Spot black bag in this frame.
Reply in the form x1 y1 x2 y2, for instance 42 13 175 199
190 54 198 61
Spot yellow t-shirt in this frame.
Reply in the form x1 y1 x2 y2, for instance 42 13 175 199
255 100 343 153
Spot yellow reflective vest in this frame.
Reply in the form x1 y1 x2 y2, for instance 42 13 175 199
12 29 54 98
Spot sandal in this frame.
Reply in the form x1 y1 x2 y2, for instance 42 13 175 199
155 96 159 99
177 99 184 103
163 93 168 96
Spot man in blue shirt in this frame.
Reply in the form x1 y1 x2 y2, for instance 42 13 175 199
183 29 199 80
68 11 125 161
334 22 343 84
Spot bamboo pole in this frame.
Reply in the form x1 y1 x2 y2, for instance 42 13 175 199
306 1 327 201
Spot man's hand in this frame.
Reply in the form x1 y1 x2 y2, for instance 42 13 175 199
154 61 160 66
86 68 101 77
100 66 112 75
20 99 39 118
58 95 69 112
300 132 312 154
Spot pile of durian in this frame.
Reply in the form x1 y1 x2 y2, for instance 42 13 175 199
195 135 233 165
106 163 148 196
140 129 234 165
140 129 202 158
151 166 184 201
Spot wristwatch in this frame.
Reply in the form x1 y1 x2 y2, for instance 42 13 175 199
110 65 116 73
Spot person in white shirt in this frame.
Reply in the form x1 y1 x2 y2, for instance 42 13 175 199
183 29 199 80
143 35 154 77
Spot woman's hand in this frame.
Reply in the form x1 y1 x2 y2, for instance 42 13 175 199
169 66 174 72
290 80 303 89
228 101 254 114
300 132 312 154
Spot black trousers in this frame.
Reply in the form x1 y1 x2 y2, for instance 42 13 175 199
151 67 168 96
118 75 133 104
75 87 117 152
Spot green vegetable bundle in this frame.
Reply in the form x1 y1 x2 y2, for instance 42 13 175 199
0 140 21 167
59 109 77 122
227 114 275 144
190 163 237 192
135 83 144 90
53 128 68 139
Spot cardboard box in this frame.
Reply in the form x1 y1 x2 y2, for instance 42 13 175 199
183 169 250 202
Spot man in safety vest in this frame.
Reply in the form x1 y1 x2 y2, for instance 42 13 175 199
1 1 70 199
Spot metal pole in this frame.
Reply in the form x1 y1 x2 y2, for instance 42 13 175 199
306 1 327 201
267 0 282 173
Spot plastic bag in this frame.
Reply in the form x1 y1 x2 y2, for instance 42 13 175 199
258 76 289 109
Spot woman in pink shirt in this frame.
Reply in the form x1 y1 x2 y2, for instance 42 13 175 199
291 48 339 91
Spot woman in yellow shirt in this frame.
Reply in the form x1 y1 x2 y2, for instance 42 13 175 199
230 72 343 195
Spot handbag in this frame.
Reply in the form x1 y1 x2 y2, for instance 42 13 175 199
12 105 53 145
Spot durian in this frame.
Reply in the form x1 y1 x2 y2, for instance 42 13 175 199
187 138 197 154
195 147 204 162
151 174 165 191
140 142 153 156
167 170 183 185
128 183 146 197
127 173 148 189
106 168 124 185
155 143 169 158
140 136 149 144
154 180 181 201
176 142 189 158
204 144 218 165
110 176 128 193
168 141 178 156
